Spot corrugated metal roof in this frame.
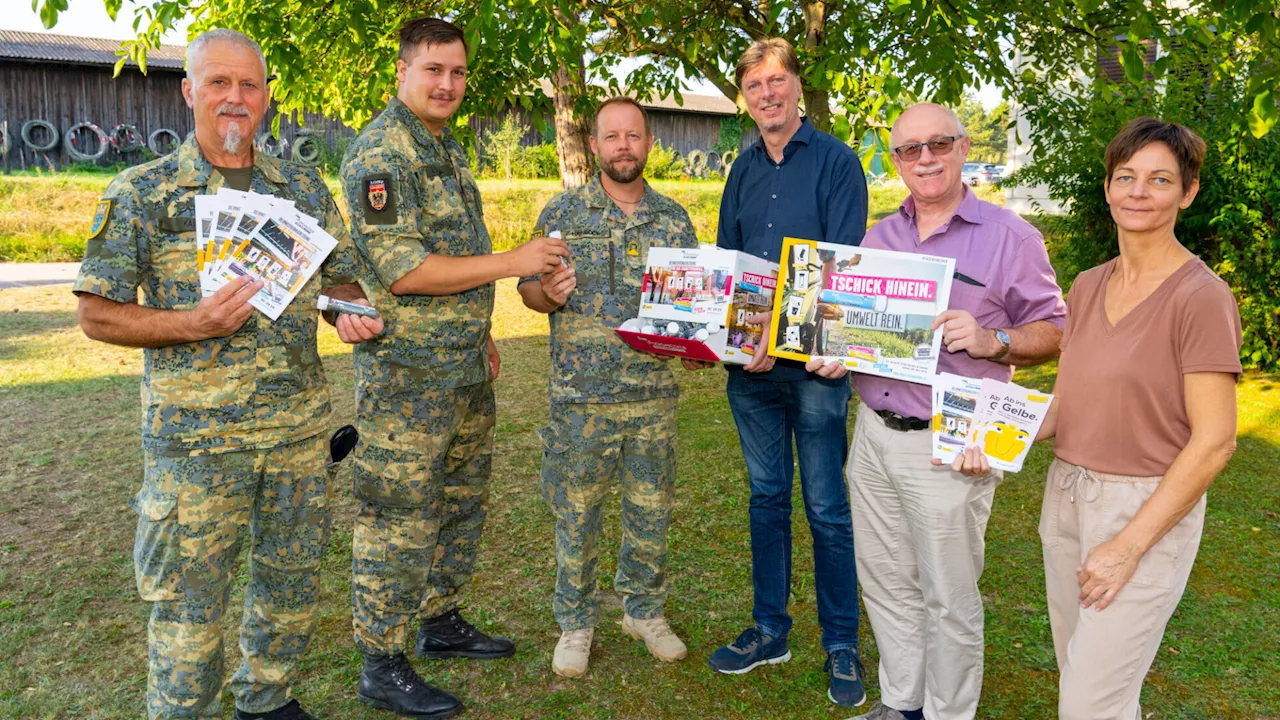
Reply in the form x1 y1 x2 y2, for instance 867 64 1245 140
0 30 186 70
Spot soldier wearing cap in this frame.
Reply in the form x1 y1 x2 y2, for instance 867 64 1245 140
73 29 381 720
339 16 568 719
519 95 709 679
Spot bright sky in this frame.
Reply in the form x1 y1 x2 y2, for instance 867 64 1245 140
4 4 1004 109
6 1 189 43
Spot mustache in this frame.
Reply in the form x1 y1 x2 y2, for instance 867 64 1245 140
216 103 251 117
430 93 456 101
914 163 944 175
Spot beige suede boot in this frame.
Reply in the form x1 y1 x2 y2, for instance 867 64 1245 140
551 628 594 678
622 615 688 662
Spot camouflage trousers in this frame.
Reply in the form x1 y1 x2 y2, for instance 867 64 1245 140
538 397 678 630
132 434 333 719
351 379 495 655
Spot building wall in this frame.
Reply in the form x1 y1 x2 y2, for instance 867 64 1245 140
1 59 740 172
0 60 361 171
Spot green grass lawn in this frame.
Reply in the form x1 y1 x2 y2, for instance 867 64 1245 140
0 281 1275 719
0 175 1001 263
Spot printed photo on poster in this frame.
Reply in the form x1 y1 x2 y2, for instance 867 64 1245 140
768 237 955 385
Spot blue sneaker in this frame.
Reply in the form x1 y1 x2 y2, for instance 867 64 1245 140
825 648 867 707
707 627 791 674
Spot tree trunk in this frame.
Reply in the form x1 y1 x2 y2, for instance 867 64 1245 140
552 64 594 189
800 0 832 132
550 7 592 189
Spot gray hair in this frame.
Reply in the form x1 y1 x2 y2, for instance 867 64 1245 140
186 29 267 81
890 102 968 149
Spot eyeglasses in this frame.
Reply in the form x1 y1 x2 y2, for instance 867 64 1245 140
892 136 961 162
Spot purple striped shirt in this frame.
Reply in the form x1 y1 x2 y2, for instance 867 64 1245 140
853 187 1066 419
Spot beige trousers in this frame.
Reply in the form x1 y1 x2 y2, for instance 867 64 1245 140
1041 459 1206 720
846 404 1001 720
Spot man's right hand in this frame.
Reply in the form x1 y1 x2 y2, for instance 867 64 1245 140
189 275 261 339
743 311 777 373
508 235 570 278
539 264 577 307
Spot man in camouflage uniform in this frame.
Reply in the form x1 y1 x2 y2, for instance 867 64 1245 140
519 96 710 678
339 18 568 718
73 30 382 720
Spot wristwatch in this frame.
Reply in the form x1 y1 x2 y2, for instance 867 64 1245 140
991 329 1012 362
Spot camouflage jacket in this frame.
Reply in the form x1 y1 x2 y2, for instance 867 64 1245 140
525 176 698 404
340 97 494 390
73 135 360 456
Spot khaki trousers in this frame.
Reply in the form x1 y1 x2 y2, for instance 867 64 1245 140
846 404 1001 720
1041 459 1206 720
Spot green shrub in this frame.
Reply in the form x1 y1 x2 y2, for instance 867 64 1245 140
643 141 685 180
1016 48 1280 371
714 116 743 154
482 115 530 180
512 143 560 179
316 134 352 176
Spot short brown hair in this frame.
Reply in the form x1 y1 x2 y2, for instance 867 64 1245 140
593 96 650 137
399 18 467 62
1104 116 1206 190
734 38 801 90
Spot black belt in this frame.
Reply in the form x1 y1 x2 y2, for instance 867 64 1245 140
874 408 930 432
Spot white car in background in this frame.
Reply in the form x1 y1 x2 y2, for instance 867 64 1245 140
961 162 1001 185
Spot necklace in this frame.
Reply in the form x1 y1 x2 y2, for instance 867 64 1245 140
603 185 643 206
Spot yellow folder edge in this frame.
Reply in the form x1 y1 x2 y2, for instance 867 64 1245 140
767 237 820 363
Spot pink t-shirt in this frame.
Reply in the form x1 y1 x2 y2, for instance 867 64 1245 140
1053 257 1242 477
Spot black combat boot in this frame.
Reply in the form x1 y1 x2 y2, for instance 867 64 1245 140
357 653 464 719
234 699 317 720
416 608 516 659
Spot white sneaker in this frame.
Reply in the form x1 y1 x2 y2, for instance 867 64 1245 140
552 627 594 678
622 614 688 662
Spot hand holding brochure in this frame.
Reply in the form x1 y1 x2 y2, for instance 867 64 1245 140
931 373 983 465
193 189 333 320
930 375 1054 472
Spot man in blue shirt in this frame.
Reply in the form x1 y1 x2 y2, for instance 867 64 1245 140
707 37 869 709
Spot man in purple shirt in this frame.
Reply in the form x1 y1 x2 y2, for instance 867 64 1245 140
811 103 1065 720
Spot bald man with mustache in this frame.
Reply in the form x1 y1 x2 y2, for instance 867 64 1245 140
811 103 1065 720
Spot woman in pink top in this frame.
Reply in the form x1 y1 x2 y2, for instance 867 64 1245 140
954 117 1241 719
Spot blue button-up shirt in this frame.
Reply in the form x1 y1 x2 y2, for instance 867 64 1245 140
717 117 868 382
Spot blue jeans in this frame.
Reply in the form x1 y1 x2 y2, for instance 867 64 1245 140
725 370 859 653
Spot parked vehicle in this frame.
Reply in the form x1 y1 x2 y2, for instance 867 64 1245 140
962 162 989 185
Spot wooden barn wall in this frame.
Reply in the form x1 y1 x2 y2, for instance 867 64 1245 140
468 105 748 158
647 109 723 156
470 103 548 148
1 60 747 172
0 61 364 171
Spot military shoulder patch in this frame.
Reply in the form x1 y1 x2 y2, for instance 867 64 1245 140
361 173 398 225
88 199 112 239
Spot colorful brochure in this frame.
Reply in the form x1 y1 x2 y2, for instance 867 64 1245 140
967 378 1054 472
769 237 955 384
931 372 984 464
192 189 331 319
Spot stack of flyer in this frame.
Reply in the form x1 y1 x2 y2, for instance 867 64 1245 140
930 374 1054 472
195 188 337 320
